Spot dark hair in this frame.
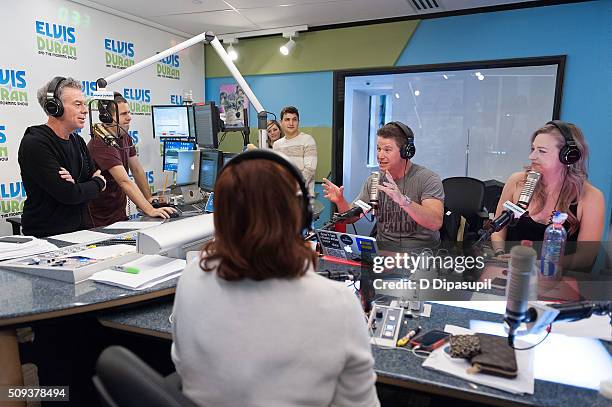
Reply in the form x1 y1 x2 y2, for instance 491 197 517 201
266 120 284 148
98 92 127 119
376 123 408 151
280 106 299 121
200 159 317 281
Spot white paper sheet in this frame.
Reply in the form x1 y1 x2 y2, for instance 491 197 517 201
104 221 164 230
422 325 535 395
59 244 135 260
49 230 111 244
89 255 185 290
0 237 58 260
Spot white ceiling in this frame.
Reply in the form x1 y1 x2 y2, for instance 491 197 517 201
72 0 542 37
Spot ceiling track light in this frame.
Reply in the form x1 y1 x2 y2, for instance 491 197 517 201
280 31 298 56
225 37 238 61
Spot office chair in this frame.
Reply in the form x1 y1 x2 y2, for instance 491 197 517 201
441 177 488 242
93 346 198 407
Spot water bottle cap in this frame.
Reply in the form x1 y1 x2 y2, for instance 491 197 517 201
520 240 533 247
552 211 568 224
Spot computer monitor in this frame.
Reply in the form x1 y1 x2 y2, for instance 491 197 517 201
222 152 237 167
152 105 192 139
198 148 223 192
176 150 201 186
163 139 196 172
193 102 221 148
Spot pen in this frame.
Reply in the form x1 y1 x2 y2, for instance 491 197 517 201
397 325 422 347
112 266 140 274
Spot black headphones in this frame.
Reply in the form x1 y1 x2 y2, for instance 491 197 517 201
546 120 582 165
389 121 416 160
221 150 313 233
44 76 66 117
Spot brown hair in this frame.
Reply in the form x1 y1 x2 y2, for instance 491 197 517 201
280 106 299 121
523 122 589 234
377 123 409 151
266 120 284 148
200 159 317 281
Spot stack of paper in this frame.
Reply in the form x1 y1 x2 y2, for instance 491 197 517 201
421 325 535 395
49 230 112 244
89 255 185 290
0 237 58 261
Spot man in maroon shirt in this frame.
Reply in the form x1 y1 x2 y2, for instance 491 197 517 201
87 93 175 227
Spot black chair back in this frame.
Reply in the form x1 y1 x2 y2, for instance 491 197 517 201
441 177 486 241
93 346 197 407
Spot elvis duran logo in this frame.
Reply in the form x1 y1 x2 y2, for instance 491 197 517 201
35 20 77 60
105 38 135 69
81 80 99 109
123 88 151 115
156 53 180 80
170 95 183 105
0 181 26 217
0 69 28 106
0 125 9 162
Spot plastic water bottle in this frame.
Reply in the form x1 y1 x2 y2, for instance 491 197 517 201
540 211 568 280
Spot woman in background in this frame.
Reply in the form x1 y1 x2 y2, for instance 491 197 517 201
171 150 379 407
266 119 283 148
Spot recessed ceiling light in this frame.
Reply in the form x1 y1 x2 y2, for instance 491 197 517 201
414 90 420 96
192 0 202 4
443 74 448 80
394 93 400 99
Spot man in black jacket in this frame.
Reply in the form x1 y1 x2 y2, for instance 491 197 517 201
18 77 106 237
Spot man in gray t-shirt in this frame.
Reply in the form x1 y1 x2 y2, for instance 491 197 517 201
323 122 444 250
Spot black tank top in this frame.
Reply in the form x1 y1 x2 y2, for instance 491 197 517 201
506 203 579 242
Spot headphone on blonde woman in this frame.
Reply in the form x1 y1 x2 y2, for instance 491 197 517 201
546 120 582 165
220 150 313 233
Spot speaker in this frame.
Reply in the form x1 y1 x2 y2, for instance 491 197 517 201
221 150 313 233
390 121 416 160
44 76 66 117
547 120 581 165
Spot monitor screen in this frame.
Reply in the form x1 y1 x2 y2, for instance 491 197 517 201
194 103 220 148
163 140 196 172
152 106 191 139
198 149 222 192
176 150 201 186
222 152 237 167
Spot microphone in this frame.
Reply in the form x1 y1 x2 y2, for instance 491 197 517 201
517 171 541 209
489 171 541 233
504 244 537 345
332 200 372 223
92 123 120 149
370 171 380 215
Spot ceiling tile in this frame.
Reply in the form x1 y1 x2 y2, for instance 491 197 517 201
151 10 259 35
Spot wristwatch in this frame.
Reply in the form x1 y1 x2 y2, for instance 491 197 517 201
400 194 412 208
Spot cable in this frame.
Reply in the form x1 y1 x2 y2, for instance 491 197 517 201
511 324 552 350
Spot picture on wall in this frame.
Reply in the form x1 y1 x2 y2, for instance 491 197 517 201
219 84 249 128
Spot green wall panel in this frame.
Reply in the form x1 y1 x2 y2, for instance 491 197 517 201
206 21 419 77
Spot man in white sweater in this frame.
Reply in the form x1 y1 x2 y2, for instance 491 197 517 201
273 106 318 197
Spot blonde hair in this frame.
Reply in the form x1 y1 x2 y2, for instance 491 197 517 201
522 122 588 234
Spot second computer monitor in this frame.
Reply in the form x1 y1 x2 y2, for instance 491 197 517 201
176 150 201 186
198 148 223 192
194 103 221 149
163 139 196 172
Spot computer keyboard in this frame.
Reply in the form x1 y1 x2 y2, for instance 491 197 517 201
175 202 206 214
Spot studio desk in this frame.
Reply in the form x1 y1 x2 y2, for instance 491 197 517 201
1 232 610 406
97 254 612 407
